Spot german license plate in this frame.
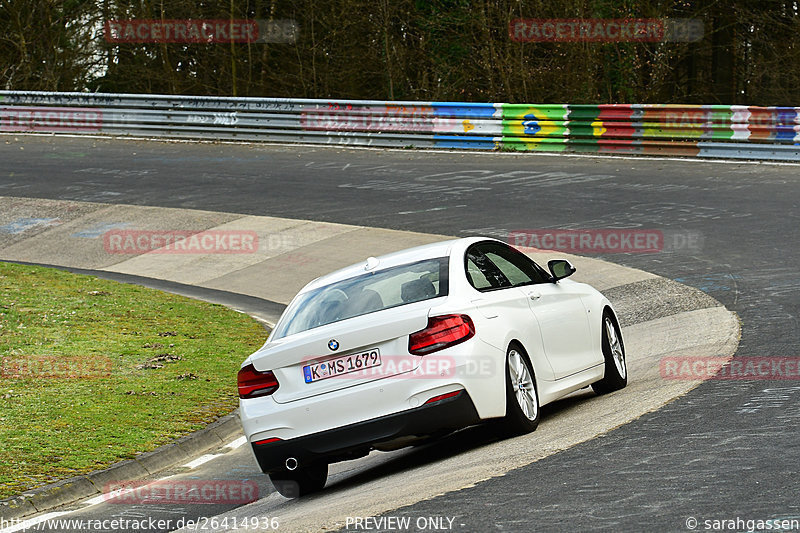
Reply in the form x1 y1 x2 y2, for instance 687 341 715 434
303 348 381 383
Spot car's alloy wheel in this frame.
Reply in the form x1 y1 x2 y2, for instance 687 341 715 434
268 461 328 498
502 344 540 433
592 312 628 394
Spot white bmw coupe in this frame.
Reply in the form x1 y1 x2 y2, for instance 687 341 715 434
238 237 627 497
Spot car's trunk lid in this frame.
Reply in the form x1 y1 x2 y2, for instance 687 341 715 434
249 303 432 403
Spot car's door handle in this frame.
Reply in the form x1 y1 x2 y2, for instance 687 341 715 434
527 291 541 301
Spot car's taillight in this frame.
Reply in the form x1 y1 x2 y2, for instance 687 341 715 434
408 314 475 355
237 363 279 399
424 390 464 405
253 437 282 446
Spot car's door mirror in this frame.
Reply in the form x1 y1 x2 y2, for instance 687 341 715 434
548 259 576 282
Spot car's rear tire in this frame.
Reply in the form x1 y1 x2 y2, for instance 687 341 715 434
268 461 328 498
501 343 540 434
591 311 627 394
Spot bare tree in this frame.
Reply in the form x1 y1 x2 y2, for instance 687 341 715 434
2 0 799 104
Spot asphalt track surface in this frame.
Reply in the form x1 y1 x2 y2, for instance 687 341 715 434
2 136 799 531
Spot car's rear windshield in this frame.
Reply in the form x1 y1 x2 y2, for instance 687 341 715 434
272 257 449 339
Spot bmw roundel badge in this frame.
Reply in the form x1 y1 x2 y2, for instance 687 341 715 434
328 339 339 351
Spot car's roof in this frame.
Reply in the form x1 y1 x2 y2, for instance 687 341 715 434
300 236 500 293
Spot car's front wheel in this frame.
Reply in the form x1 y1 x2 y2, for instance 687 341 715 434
501 344 540 434
591 311 627 394
268 461 328 498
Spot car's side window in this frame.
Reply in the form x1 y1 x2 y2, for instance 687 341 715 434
485 243 550 285
468 242 549 290
465 246 511 291
484 252 533 286
466 257 493 289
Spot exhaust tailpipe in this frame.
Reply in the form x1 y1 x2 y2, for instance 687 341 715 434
285 457 298 471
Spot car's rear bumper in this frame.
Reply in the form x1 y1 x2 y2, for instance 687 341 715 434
250 389 480 473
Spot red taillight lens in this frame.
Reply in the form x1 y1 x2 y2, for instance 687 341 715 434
408 314 475 355
237 363 279 399
424 390 464 405
253 437 282 446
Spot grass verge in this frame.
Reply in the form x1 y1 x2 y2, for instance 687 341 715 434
0 262 268 499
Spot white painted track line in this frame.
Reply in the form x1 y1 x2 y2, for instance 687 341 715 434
226 436 248 450
182 454 221 470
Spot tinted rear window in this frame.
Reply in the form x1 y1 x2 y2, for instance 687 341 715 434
272 257 449 339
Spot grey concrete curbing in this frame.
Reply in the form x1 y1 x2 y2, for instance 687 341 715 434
0 496 38 523
23 478 98 517
85 460 150 493
0 411 242 521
